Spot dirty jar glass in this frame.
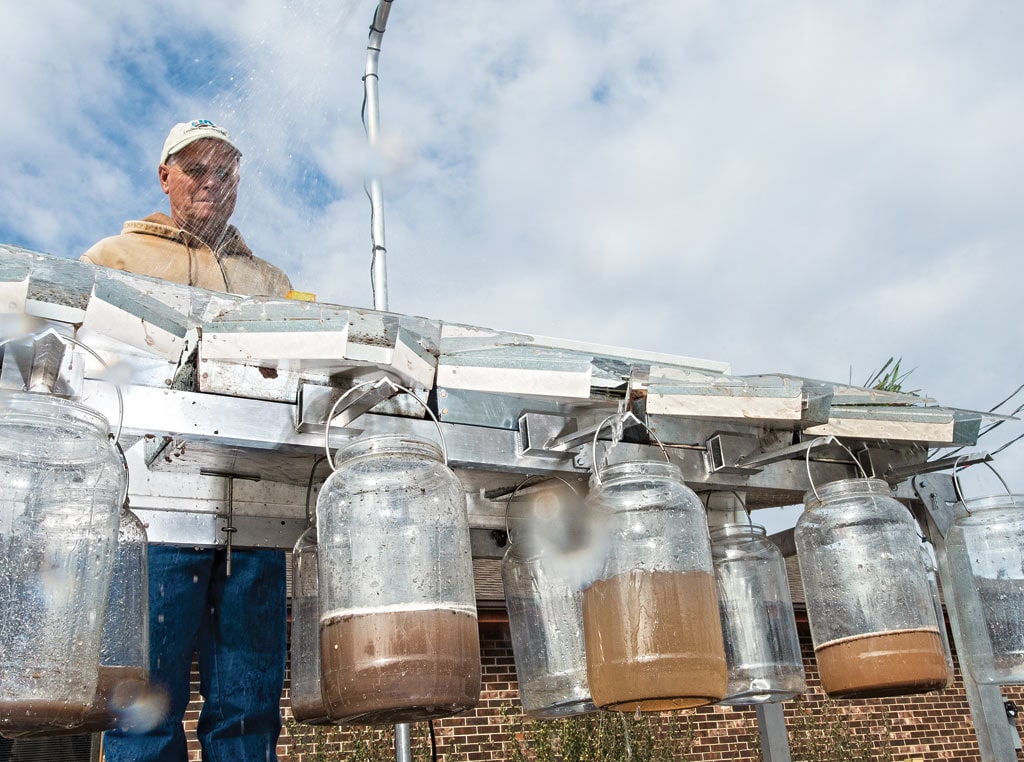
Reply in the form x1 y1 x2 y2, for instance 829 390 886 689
316 435 480 724
582 460 726 712
0 391 125 733
796 478 948 698
711 523 805 704
946 495 1024 684
502 481 598 718
6 503 149 739
290 524 330 724
86 503 149 732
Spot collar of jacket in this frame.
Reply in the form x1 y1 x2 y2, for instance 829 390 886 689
121 213 254 259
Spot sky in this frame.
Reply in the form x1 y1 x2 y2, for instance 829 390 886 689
1 0 1022 508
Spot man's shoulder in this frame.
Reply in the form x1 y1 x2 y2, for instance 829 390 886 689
80 214 185 272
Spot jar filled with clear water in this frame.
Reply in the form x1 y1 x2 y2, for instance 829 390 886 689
316 435 480 724
796 478 948 698
946 494 1024 684
502 481 597 718
711 523 805 704
289 524 330 724
582 460 726 712
0 391 125 733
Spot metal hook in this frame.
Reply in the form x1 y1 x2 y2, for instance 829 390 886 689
502 475 579 544
951 453 1013 511
0 329 125 445
322 377 448 470
589 411 671 486
804 435 869 502
304 455 328 527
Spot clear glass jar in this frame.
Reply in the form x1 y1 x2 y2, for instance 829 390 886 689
796 478 948 698
582 460 726 711
946 495 1024 684
290 524 330 724
502 481 597 718
89 504 149 731
316 435 480 724
0 391 125 733
711 523 805 704
920 540 954 690
6 504 149 739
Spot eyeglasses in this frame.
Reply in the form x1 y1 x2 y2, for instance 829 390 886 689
171 163 238 183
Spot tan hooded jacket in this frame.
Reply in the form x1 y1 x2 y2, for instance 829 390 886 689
81 213 292 297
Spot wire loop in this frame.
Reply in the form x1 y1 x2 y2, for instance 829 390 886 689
590 410 671 486
322 377 447 471
0 329 125 445
804 435 869 502
951 454 1013 511
503 475 579 542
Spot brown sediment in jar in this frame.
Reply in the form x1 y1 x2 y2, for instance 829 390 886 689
582 570 727 712
815 627 948 699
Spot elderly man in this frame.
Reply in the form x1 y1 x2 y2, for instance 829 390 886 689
84 120 290 762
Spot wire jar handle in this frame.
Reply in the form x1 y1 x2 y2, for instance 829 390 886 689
803 435 870 502
951 454 1013 509
322 376 448 471
503 475 580 544
0 328 125 445
590 410 671 486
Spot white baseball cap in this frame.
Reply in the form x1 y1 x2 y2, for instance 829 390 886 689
160 119 241 165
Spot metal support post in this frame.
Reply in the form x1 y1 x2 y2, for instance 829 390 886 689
756 702 792 762
394 723 412 762
915 473 1021 762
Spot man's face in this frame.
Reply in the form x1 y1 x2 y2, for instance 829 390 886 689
158 139 240 239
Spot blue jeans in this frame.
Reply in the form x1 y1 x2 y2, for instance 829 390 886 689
104 546 286 762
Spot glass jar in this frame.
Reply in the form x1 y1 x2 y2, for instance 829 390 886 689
582 460 726 712
6 504 149 739
795 478 948 698
290 524 330 724
920 540 954 690
316 435 480 724
946 495 1024 684
0 391 125 733
711 523 805 704
87 504 149 731
502 481 597 718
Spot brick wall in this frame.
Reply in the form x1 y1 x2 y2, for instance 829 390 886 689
169 619 1024 761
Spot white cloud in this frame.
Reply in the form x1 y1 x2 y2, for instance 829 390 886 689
1 0 1022 482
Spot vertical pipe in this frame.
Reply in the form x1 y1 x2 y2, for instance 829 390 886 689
364 0 393 312
364 6 412 760
756 702 792 762
394 722 412 762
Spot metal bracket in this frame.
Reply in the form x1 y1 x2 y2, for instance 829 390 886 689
517 412 589 459
296 375 403 433
885 451 992 483
704 432 763 475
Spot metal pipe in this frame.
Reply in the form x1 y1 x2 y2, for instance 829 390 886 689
364 0 393 312
365 8 410 761
394 722 412 762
